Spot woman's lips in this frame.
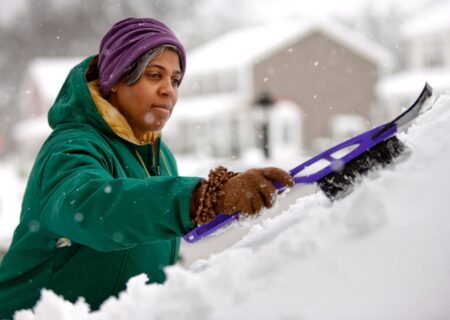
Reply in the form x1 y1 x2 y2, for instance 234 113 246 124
152 104 172 115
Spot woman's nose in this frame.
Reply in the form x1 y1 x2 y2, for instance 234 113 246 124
158 78 176 97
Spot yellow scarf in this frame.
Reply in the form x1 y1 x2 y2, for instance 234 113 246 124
87 80 160 145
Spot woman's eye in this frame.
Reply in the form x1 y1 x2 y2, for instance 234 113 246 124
172 78 181 87
146 72 160 79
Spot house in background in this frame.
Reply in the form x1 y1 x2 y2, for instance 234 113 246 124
12 57 82 170
165 18 393 159
377 1 450 118
14 18 393 167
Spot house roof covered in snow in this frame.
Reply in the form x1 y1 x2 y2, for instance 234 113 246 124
401 1 450 37
23 57 84 104
186 18 393 75
377 69 450 100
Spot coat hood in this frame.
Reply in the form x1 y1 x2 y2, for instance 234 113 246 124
48 56 112 135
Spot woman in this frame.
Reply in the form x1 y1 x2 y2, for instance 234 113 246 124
0 17 293 318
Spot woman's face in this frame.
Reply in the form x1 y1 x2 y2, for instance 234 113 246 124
109 49 181 139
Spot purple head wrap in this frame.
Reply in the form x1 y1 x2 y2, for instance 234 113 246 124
98 17 186 97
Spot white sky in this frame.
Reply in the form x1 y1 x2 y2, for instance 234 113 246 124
0 0 431 25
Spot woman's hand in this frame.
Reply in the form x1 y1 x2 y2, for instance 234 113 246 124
190 167 293 225
215 168 294 215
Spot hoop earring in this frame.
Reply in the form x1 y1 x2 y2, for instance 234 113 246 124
111 87 117 93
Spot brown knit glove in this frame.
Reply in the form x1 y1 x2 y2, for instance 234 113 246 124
190 166 294 225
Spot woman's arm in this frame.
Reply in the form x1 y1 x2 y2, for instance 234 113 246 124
38 137 200 252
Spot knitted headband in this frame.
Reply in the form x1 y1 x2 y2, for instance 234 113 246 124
97 17 186 97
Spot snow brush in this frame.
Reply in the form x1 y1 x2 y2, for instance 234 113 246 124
184 83 434 243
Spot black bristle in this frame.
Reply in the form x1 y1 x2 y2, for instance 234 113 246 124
318 136 406 200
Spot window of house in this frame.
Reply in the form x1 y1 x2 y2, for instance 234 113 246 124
182 71 238 97
180 77 200 97
423 35 444 68
331 114 366 144
200 75 219 95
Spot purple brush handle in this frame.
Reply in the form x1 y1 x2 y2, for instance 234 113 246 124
183 123 398 243
288 122 397 185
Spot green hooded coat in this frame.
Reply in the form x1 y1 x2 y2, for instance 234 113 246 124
0 56 200 319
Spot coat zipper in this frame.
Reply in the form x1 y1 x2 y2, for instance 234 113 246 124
152 139 161 176
135 150 151 177
135 142 162 176
160 152 172 176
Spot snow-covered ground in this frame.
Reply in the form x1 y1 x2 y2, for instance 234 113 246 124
0 163 25 254
3 94 450 319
